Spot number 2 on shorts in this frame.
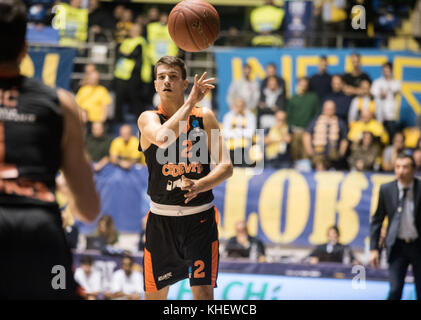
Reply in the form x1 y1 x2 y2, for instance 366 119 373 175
193 260 205 278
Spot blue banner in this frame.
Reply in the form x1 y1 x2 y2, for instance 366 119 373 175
20 46 76 89
75 165 401 250
214 48 421 125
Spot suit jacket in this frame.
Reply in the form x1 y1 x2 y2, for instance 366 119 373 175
370 178 421 261
309 243 355 263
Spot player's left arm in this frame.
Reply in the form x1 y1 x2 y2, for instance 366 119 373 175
182 108 233 204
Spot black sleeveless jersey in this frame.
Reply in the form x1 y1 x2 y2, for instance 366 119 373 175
140 106 214 206
0 75 63 206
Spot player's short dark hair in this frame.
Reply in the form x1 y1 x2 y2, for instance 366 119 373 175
320 55 328 61
396 152 416 168
0 0 27 62
80 255 94 266
154 56 187 80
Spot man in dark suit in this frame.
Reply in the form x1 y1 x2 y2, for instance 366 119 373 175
370 152 421 300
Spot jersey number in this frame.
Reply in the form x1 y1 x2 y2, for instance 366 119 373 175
181 140 193 158
193 260 205 279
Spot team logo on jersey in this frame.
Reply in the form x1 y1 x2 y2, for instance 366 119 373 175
162 162 203 178
192 119 199 128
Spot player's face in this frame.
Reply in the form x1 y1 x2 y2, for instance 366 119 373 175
154 65 188 98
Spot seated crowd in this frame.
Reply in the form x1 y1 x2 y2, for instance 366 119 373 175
222 53 421 174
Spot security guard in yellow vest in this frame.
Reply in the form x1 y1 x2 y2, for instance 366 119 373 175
58 0 88 47
147 13 178 65
250 0 285 47
113 23 152 123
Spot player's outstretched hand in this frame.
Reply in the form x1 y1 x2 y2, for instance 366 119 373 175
187 72 215 106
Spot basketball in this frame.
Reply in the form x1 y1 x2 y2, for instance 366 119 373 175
168 0 220 52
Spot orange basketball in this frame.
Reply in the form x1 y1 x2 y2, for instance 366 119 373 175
168 0 220 52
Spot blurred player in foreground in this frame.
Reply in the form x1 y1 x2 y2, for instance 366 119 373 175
0 0 100 299
138 56 233 300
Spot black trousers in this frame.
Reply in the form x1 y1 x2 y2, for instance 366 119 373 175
388 239 421 300
0 205 81 299
113 78 153 123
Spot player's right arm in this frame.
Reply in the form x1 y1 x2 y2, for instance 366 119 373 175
58 89 100 223
138 72 215 149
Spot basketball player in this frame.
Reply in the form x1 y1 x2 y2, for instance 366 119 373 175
0 0 100 299
138 56 233 300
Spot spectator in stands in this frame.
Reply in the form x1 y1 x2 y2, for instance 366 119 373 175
318 0 348 47
303 100 348 171
382 132 406 172
93 214 119 246
146 6 160 25
74 255 102 300
113 23 151 123
58 0 88 47
225 221 266 262
371 61 402 140
76 70 112 124
78 63 97 89
226 63 260 112
264 110 291 169
286 77 321 161
112 5 125 26
347 0 375 47
259 62 287 108
308 226 359 265
147 12 178 65
86 122 113 172
249 0 285 47
143 12 177 108
343 53 371 97
309 55 332 102
324 74 352 124
349 131 381 172
222 99 256 167
104 255 143 300
402 125 421 150
348 109 389 145
114 8 133 45
413 148 421 175
88 0 114 42
257 75 285 129
413 0 421 46
110 124 145 170
348 79 382 124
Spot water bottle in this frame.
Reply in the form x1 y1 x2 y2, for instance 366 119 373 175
342 246 351 265
250 242 258 262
